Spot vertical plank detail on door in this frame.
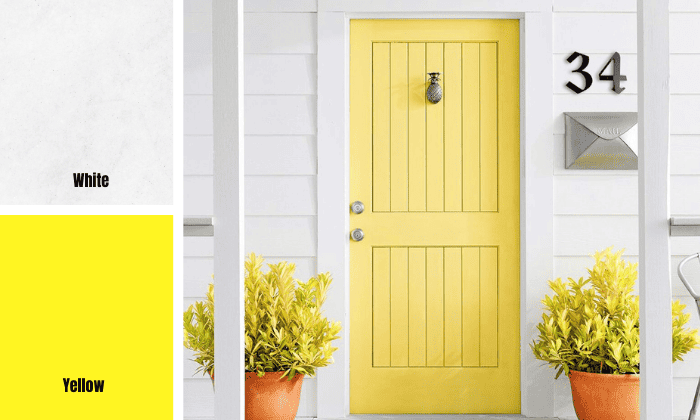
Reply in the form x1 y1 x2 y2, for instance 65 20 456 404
480 43 498 212
480 247 498 366
375 42 497 214
408 247 427 366
462 247 480 366
444 44 463 212
426 247 445 366
373 247 391 367
373 43 391 212
426 43 444 211
390 43 409 212
408 43 427 212
373 246 498 368
390 247 409 366
444 247 463 366
462 43 480 211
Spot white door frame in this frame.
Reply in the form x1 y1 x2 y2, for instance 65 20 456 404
316 2 554 417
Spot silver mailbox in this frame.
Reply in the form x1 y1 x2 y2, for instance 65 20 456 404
565 112 638 170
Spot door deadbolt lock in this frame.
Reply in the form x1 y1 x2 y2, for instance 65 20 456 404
350 201 365 214
350 228 364 242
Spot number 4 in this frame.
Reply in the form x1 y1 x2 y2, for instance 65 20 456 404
598 52 627 94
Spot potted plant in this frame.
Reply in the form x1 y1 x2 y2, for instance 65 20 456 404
245 253 342 420
532 247 700 420
183 283 214 385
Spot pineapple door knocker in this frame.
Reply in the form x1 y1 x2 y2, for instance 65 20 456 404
427 72 442 104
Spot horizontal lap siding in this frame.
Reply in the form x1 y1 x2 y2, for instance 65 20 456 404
553 0 700 12
183 3 700 419
185 176 317 216
183 376 317 419
184 6 319 419
552 7 700 419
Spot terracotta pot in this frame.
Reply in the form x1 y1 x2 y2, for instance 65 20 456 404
245 371 304 420
568 370 639 420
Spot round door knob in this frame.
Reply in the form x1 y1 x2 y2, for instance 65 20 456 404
350 201 365 214
350 228 364 241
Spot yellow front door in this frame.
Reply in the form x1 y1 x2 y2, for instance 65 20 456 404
349 19 520 414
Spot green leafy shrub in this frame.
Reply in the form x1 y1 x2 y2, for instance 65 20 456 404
183 283 214 378
245 253 342 379
531 247 700 379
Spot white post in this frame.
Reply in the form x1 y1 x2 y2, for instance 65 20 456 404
316 11 350 419
213 0 244 419
637 0 672 419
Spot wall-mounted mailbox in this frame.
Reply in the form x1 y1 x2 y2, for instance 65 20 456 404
565 112 638 170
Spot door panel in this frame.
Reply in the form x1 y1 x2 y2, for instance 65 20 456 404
370 247 500 368
350 19 520 413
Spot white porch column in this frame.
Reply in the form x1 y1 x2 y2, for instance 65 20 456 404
637 0 672 418
213 0 245 419
316 11 350 419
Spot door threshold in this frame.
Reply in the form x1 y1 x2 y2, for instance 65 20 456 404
318 416 561 420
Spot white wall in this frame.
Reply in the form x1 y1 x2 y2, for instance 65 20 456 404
551 1 700 418
184 0 700 418
184 0 319 418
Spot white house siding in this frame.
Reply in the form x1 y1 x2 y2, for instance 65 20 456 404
184 0 319 418
552 1 700 419
184 0 700 418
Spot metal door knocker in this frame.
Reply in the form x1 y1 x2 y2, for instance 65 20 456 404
427 72 442 104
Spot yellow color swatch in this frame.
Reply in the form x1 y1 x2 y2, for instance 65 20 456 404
0 216 173 419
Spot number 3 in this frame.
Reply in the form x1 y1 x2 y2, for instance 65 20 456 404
566 52 593 94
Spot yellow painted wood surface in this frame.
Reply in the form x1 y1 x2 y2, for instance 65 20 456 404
444 247 463 366
462 43 481 212
407 43 427 212
390 247 409 366
480 247 499 367
408 248 427 366
372 43 391 212
462 247 480 366
426 247 444 367
480 43 499 212
350 19 520 413
444 43 463 212
390 44 409 212
372 247 391 367
426 43 444 212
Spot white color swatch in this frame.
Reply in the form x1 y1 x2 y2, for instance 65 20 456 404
0 1 172 204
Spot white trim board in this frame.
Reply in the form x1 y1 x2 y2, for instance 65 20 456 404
638 0 673 418
319 0 550 12
212 0 244 419
316 7 554 419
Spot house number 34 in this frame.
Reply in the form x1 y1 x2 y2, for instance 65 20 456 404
566 52 627 94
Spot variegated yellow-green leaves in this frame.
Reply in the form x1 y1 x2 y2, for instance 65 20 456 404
184 283 214 378
531 247 700 379
245 253 342 380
